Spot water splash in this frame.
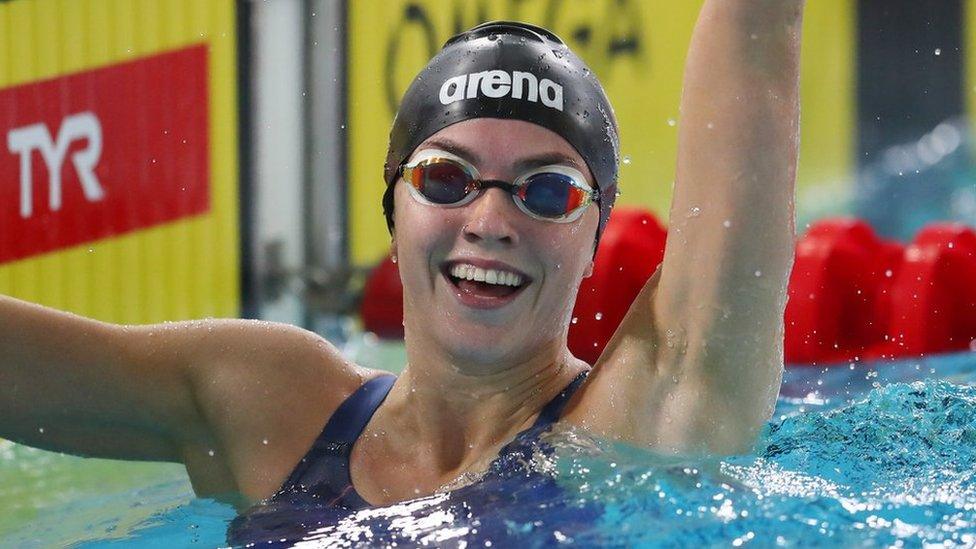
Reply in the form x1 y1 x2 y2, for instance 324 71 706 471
5 360 976 547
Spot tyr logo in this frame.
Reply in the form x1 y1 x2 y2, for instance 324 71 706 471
7 111 105 219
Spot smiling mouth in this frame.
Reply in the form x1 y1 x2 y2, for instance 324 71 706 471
442 262 531 300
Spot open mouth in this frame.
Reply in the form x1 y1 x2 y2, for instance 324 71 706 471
442 261 531 302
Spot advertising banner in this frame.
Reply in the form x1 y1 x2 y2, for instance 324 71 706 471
0 46 210 263
0 0 240 323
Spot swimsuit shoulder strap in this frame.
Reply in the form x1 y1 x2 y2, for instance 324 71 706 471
531 369 589 429
276 374 396 505
321 374 398 444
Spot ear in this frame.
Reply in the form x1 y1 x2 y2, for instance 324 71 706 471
582 259 594 278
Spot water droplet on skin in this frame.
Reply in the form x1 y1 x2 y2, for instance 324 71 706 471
688 206 701 218
667 118 677 127
38 427 44 434
208 449 215 457
571 317 578 324
723 220 732 228
595 312 603 320
262 438 269 445
935 48 942 56
707 122 715 130
754 270 763 277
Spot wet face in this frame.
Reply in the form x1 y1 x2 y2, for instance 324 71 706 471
391 118 599 368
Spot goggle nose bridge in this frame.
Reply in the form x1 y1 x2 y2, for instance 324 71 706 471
466 179 521 197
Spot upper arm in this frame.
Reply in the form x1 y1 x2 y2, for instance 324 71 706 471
564 263 784 456
651 0 800 439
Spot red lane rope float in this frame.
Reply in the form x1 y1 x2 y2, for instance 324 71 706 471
885 224 976 358
360 255 404 339
784 219 905 365
568 207 667 364
359 210 975 367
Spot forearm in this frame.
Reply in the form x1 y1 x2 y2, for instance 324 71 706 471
0 295 191 458
673 0 803 273
660 0 803 329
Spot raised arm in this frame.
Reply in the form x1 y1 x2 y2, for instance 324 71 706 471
0 294 365 501
567 0 804 454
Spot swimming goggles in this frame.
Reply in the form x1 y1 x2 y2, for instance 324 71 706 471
399 149 599 223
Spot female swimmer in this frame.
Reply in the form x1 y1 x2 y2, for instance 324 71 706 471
0 0 804 522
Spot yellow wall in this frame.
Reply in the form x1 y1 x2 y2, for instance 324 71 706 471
0 0 240 323
346 0 856 265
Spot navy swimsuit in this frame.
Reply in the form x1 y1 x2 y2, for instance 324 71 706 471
228 371 591 546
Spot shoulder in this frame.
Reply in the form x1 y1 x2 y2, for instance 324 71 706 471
171 319 388 502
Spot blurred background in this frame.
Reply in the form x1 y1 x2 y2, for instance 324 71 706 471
0 0 973 340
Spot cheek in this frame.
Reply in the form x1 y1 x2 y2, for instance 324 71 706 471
536 212 598 271
533 235 594 294
394 191 461 274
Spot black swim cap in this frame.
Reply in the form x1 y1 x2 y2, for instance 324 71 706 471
383 21 620 246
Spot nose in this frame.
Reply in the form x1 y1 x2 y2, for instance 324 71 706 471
462 187 520 247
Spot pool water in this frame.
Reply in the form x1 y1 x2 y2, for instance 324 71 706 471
2 350 975 548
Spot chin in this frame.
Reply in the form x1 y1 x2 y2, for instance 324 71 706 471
442 325 520 363
440 319 567 369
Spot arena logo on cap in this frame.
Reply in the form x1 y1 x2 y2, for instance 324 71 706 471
438 70 564 111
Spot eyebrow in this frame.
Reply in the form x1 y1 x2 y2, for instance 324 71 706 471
419 137 588 174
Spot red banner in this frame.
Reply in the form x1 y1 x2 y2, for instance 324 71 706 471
0 45 210 264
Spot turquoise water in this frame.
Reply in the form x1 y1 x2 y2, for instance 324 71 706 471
2 350 975 547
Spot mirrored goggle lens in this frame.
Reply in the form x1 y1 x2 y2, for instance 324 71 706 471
417 161 472 204
520 172 589 218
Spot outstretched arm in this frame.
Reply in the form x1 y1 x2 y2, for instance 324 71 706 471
0 295 366 501
567 0 804 454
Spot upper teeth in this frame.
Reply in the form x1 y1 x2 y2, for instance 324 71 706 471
450 264 524 287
